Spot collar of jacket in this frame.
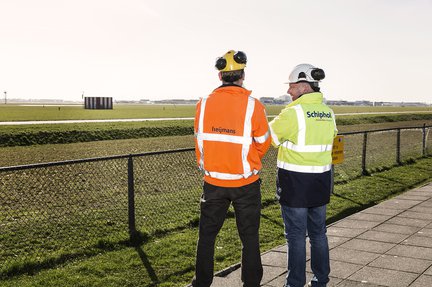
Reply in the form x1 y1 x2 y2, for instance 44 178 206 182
213 84 252 96
286 92 323 108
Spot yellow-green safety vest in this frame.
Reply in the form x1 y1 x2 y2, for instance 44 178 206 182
269 92 338 173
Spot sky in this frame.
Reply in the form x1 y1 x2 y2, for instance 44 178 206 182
1 0 432 103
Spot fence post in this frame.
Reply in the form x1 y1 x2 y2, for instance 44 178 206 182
396 129 401 165
362 132 368 175
423 123 427 157
128 155 137 242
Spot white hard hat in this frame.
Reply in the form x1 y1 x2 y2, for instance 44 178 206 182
287 63 325 84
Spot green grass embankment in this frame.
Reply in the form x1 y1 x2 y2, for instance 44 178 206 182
0 121 193 147
2 113 432 147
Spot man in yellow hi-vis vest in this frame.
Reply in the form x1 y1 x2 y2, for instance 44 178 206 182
269 64 337 287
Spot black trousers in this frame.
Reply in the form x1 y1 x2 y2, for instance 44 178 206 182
193 180 263 287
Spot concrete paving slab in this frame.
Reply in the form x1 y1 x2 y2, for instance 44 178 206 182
394 194 430 201
335 279 384 287
307 259 363 279
357 230 410 243
424 265 432 276
260 265 286 286
263 272 286 287
332 219 381 229
402 234 432 248
418 201 432 207
386 244 432 261
330 247 380 265
403 191 429 197
272 244 287 253
417 228 432 238
398 210 432 220
408 186 432 193
261 251 286 267
345 212 393 222
372 223 421 235
386 216 430 228
327 235 351 249
361 206 403 216
338 238 395 254
368 254 432 273
264 272 342 287
375 199 422 210
211 271 242 287
409 274 432 287
410 205 432 214
327 226 368 238
348 266 418 287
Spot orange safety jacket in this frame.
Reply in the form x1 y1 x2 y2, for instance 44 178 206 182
194 85 271 187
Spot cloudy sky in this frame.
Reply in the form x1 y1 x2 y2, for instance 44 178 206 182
1 0 431 103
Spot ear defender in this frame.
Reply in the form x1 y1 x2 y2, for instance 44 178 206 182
215 58 227 71
311 68 325 81
233 51 247 64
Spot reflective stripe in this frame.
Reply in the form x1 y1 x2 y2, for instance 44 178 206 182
242 97 255 175
254 131 270 143
281 141 332 152
204 169 259 180
197 133 252 145
197 98 207 169
294 105 306 146
277 160 331 173
269 123 281 146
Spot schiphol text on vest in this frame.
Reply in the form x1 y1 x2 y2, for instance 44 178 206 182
306 110 333 121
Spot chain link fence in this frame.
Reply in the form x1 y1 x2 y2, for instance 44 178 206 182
0 125 430 277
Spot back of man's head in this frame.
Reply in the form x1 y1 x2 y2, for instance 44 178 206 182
220 70 244 83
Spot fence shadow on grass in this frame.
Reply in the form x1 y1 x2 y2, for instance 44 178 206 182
135 246 159 284
260 213 284 228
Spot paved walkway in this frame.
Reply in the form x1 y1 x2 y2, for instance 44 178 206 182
194 182 432 287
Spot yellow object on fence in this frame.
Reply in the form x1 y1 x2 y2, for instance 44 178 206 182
332 135 344 164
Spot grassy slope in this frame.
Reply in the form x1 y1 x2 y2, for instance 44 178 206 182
1 118 432 167
0 156 431 287
1 106 431 148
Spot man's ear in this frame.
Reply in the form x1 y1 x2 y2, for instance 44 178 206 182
218 72 222 81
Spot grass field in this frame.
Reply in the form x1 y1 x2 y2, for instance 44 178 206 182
0 104 431 121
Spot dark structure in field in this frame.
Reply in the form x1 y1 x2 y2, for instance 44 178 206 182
84 97 113 109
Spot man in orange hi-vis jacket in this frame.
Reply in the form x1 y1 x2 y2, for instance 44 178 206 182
192 50 271 287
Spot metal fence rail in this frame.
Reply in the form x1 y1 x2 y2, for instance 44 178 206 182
0 125 431 277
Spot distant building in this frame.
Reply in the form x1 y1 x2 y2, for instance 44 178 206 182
259 95 291 105
84 97 113 109
151 99 198 105
259 97 275 104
